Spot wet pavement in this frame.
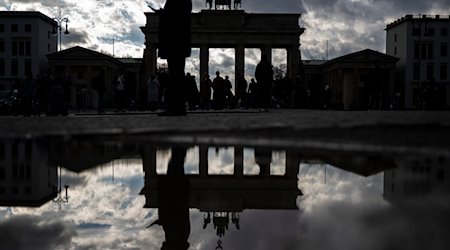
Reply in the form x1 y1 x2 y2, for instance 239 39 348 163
1 109 450 156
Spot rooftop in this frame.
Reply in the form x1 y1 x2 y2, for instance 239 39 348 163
386 14 450 30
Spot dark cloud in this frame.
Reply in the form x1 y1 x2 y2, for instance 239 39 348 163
64 29 91 46
0 215 76 250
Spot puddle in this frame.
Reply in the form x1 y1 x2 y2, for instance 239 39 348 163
0 136 449 250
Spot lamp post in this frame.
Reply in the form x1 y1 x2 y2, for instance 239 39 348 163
51 15 70 52
53 165 69 208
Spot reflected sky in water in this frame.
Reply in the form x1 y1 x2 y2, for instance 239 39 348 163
1 142 449 250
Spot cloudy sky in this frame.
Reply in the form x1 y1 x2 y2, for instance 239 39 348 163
0 0 449 81
1 145 450 249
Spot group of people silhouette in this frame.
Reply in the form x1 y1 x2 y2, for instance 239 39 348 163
2 69 71 116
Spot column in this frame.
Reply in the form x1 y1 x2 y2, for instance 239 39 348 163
199 145 209 176
200 45 209 77
285 150 300 178
235 44 245 91
287 45 300 80
144 45 157 81
234 146 243 178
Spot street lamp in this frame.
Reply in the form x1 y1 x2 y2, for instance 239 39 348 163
51 15 70 52
53 165 69 208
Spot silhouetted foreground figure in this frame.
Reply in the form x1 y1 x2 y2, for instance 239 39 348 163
255 55 273 111
149 147 190 250
158 0 192 116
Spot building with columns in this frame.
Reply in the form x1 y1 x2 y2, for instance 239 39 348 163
141 10 305 92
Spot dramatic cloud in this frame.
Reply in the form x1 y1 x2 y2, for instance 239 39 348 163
0 215 76 250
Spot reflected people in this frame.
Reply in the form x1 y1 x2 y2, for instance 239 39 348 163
149 147 190 250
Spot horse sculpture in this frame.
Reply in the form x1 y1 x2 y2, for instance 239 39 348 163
206 0 241 10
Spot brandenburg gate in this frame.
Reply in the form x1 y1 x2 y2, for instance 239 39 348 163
141 9 305 88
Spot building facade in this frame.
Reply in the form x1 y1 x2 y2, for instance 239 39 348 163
47 46 142 109
386 14 450 110
303 49 398 110
0 11 57 90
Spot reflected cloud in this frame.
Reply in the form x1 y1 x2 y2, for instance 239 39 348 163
1 135 449 249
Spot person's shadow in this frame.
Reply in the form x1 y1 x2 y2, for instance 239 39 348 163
147 146 190 249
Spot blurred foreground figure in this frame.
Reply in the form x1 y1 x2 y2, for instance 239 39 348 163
158 0 192 116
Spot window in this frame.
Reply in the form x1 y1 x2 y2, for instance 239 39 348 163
11 24 18 32
24 60 32 76
11 59 18 76
421 43 427 59
413 63 420 80
440 63 448 80
441 43 448 57
24 24 31 33
414 42 420 59
12 40 31 56
48 43 51 52
394 46 397 55
0 24 4 32
425 28 434 36
442 28 448 37
428 43 433 59
0 39 4 53
394 34 397 42
426 63 434 80
412 27 421 36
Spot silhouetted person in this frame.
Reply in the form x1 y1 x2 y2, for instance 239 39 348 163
322 84 332 110
255 55 273 111
224 75 235 108
114 72 127 112
150 146 190 250
91 69 106 114
235 73 247 108
233 0 242 10
248 78 258 108
212 71 226 110
206 0 212 9
186 73 199 110
200 73 212 110
254 147 272 177
147 74 160 111
158 0 192 116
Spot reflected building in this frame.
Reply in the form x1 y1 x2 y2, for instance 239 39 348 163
141 146 302 237
384 155 450 202
0 139 56 207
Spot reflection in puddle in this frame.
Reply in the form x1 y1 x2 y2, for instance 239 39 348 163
0 137 449 249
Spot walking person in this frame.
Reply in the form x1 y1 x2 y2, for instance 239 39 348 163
157 0 192 116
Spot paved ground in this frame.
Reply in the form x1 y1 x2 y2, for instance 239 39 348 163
1 109 450 156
